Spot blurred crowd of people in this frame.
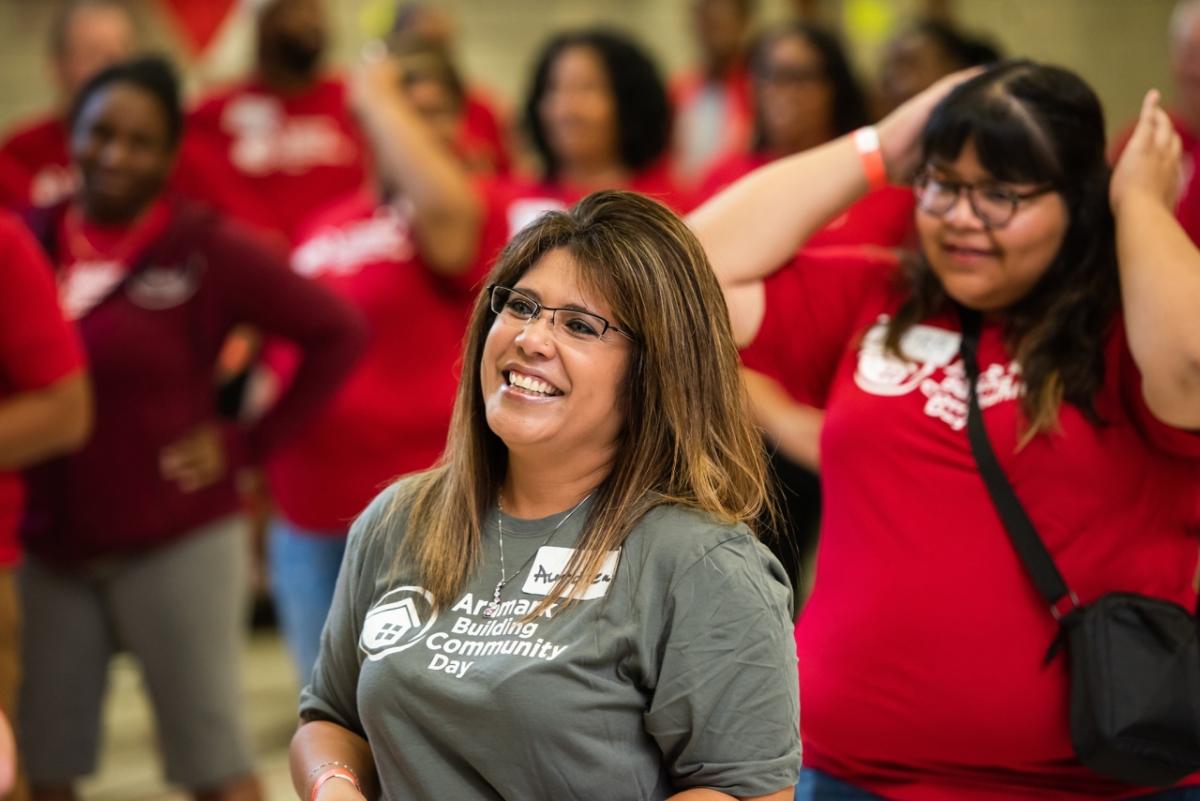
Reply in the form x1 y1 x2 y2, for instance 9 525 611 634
0 1 1198 800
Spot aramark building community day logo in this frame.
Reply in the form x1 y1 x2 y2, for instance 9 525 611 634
359 586 438 661
358 548 620 680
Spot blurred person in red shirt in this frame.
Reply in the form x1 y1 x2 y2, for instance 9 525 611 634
692 61 1200 800
262 39 507 686
692 21 915 249
0 0 136 210
387 2 513 178
175 0 368 424
876 17 1001 115
692 23 916 596
502 29 679 239
175 0 366 246
670 0 757 188
0 209 91 801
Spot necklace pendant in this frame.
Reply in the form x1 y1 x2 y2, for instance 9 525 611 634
482 584 502 618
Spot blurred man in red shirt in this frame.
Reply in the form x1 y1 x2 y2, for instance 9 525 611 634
175 0 366 246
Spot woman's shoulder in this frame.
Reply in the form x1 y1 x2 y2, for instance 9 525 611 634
622 503 779 586
349 475 426 542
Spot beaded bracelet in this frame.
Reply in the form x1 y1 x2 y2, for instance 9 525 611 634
309 761 360 801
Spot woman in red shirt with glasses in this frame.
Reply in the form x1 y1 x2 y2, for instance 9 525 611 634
692 61 1200 801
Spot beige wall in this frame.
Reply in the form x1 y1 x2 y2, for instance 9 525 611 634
955 0 1174 137
0 0 1177 141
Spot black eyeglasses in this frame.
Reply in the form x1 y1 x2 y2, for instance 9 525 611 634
914 170 1056 229
488 285 636 344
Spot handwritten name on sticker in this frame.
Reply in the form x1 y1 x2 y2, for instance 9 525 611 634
521 546 620 600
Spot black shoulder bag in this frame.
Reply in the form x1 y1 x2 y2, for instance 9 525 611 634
958 307 1200 787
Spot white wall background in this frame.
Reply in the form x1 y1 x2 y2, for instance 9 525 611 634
0 0 1177 142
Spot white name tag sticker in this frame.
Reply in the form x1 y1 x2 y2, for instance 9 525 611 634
522 546 620 600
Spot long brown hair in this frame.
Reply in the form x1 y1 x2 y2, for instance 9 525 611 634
886 61 1119 441
386 190 771 611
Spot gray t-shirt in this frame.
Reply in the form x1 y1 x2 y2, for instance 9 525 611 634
301 483 800 800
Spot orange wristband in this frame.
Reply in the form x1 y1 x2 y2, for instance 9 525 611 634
311 767 359 801
853 126 889 190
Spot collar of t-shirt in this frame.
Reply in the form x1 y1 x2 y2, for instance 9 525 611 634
55 197 172 320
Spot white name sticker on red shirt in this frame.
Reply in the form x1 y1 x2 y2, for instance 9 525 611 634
854 315 1024 431
855 317 962 396
507 198 568 239
58 260 125 320
31 165 75 208
522 546 620 600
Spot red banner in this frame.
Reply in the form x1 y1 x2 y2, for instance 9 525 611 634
156 0 237 56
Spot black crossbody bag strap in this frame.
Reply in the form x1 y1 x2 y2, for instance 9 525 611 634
959 308 1200 788
956 307 1079 619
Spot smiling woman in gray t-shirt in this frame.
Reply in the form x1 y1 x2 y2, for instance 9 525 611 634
291 190 800 801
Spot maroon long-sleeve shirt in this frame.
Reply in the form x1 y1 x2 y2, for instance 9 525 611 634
21 199 367 563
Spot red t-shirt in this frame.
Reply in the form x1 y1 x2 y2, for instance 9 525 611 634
0 116 74 210
1112 110 1200 248
690 150 917 250
740 248 901 404
497 164 683 240
265 184 506 531
0 211 85 565
752 252 1200 800
174 76 367 245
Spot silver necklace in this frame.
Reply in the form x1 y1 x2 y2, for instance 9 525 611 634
483 493 592 619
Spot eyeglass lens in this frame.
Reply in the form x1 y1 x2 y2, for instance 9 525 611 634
490 286 610 342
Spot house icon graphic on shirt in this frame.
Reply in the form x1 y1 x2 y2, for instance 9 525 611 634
359 586 438 660
367 598 420 646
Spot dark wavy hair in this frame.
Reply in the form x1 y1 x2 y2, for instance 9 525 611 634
885 59 1118 439
523 28 671 179
910 18 1003 70
69 54 184 148
749 21 868 150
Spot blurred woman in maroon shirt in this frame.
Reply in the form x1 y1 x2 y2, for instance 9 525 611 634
18 56 365 801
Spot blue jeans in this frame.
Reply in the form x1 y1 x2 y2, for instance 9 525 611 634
794 769 1200 801
267 518 347 687
795 770 885 801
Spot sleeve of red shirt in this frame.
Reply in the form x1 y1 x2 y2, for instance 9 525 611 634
205 217 368 461
0 211 84 393
1109 316 1200 459
0 151 30 211
740 249 898 407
